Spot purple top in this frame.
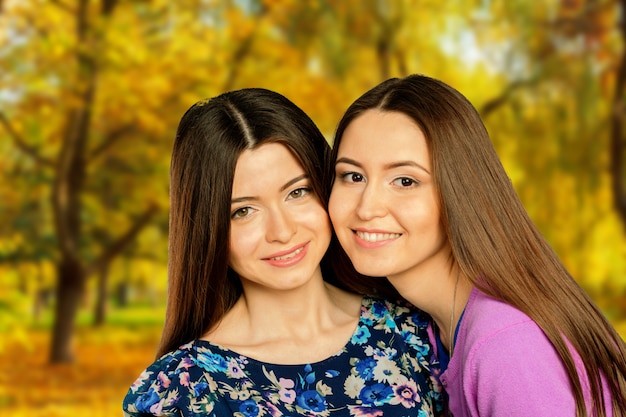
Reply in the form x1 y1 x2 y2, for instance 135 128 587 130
439 288 613 416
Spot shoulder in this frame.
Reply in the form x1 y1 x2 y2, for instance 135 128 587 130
458 289 557 362
459 290 586 372
461 289 536 344
123 342 219 417
447 290 581 415
460 290 566 375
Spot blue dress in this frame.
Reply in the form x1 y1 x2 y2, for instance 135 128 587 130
123 297 445 416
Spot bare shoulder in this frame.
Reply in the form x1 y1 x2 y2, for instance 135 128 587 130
200 298 249 346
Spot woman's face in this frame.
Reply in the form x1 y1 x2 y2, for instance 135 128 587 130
228 142 332 291
329 110 450 282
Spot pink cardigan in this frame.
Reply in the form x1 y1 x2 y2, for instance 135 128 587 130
439 288 613 416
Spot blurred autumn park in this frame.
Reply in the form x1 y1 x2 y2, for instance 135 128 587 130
2 0 626 415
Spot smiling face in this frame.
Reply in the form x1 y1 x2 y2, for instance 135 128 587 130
228 142 332 292
329 110 451 284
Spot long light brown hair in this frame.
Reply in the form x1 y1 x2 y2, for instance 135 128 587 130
331 74 626 416
158 88 345 358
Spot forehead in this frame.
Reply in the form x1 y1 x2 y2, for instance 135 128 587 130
338 110 430 167
232 143 305 194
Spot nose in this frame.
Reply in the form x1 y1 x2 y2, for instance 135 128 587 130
265 206 297 243
355 183 387 220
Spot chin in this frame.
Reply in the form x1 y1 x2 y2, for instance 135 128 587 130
352 262 392 278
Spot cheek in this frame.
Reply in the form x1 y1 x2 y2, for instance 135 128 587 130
403 202 442 237
328 193 346 225
228 227 259 265
309 206 333 237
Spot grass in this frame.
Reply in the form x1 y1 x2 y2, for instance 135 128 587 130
29 304 166 330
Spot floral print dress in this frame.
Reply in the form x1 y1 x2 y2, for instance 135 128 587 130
123 297 445 417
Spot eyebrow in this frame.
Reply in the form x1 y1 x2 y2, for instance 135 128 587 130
335 157 431 175
231 174 309 204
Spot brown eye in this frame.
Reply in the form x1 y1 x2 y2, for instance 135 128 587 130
231 207 251 219
341 172 364 183
393 177 419 188
351 173 364 182
288 187 311 200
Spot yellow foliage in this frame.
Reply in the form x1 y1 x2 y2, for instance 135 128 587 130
1 0 625 384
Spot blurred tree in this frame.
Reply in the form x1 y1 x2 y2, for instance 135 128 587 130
462 0 626 308
1 0 625 365
4 0 159 363
612 0 626 229
0 0 171 362
0 0 297 362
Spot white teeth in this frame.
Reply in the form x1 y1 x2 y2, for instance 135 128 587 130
269 247 303 261
356 231 401 242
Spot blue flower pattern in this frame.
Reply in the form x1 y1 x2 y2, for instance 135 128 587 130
123 298 446 416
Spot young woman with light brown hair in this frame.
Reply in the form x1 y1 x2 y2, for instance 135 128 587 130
329 74 626 416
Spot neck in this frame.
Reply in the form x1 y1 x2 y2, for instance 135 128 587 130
389 265 472 353
207 280 361 343
203 281 363 364
242 282 348 333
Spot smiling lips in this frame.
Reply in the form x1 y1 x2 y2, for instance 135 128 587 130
352 230 401 249
268 246 304 261
263 243 308 267
355 231 401 242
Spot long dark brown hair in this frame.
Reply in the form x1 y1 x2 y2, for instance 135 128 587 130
330 74 626 416
158 88 345 358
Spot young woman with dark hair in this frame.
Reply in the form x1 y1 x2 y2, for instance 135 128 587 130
329 74 626 416
122 88 445 416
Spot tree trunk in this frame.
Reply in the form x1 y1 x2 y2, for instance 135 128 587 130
49 258 86 362
33 288 52 322
48 0 94 364
93 263 109 326
33 289 44 322
33 265 50 322
117 280 129 308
